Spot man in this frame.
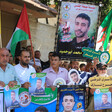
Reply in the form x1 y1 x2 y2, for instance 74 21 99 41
11 91 19 107
71 61 79 71
62 93 75 112
79 64 86 72
71 13 93 48
101 94 111 107
35 106 48 112
42 52 69 86
35 78 44 94
88 62 112 112
14 50 36 88
35 50 45 70
0 48 19 87
44 52 53 69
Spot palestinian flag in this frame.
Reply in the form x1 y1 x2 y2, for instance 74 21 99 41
6 4 31 57
96 9 112 51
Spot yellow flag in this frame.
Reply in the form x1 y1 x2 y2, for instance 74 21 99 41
109 39 112 63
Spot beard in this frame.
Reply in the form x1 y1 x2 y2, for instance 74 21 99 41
21 60 29 66
75 29 88 38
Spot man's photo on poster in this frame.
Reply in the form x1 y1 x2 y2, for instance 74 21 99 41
94 89 112 110
29 73 46 95
59 86 85 112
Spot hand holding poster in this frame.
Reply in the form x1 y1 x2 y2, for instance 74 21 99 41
29 73 46 95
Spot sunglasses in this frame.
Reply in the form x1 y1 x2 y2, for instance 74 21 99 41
98 68 107 70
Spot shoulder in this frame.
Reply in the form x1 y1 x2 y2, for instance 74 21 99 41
42 67 50 73
28 65 36 72
60 67 68 72
14 64 20 68
7 63 14 68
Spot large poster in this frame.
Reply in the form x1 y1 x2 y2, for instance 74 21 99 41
58 85 85 112
56 1 99 59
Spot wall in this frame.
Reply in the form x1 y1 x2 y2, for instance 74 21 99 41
27 17 57 61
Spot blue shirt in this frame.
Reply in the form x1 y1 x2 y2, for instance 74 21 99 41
0 63 20 85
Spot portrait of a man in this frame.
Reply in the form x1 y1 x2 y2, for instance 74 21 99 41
68 69 85 85
101 94 111 107
11 91 19 107
62 93 75 112
35 78 44 94
71 13 93 48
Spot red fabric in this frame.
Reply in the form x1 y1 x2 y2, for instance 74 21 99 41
17 4 31 39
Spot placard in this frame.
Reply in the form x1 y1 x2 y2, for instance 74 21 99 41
58 85 85 112
29 73 46 95
68 69 85 85
89 76 112 88
82 47 110 63
4 85 20 109
94 88 112 110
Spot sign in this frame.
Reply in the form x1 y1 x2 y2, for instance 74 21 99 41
82 47 110 63
29 73 46 95
58 85 85 112
4 85 20 109
89 76 112 88
56 1 99 59
94 88 112 110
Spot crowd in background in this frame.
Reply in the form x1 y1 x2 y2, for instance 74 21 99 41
1 46 112 112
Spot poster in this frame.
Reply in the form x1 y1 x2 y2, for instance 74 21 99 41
94 89 112 110
56 1 99 59
68 69 85 85
4 85 20 109
89 76 112 89
0 89 4 112
15 88 57 112
29 73 46 95
58 85 85 112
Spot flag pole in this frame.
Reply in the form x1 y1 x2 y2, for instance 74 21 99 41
29 38 36 66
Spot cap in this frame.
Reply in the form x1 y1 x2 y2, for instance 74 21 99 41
96 62 107 69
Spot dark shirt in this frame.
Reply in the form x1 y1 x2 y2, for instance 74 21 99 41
70 37 93 48
35 87 45 94
11 100 19 107
101 102 111 107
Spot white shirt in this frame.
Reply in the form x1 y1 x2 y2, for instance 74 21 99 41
14 64 36 84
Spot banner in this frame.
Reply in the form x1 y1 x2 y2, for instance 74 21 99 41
15 88 57 112
94 89 112 110
58 85 85 112
56 1 99 59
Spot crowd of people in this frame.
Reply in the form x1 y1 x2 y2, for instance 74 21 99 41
0 46 112 112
